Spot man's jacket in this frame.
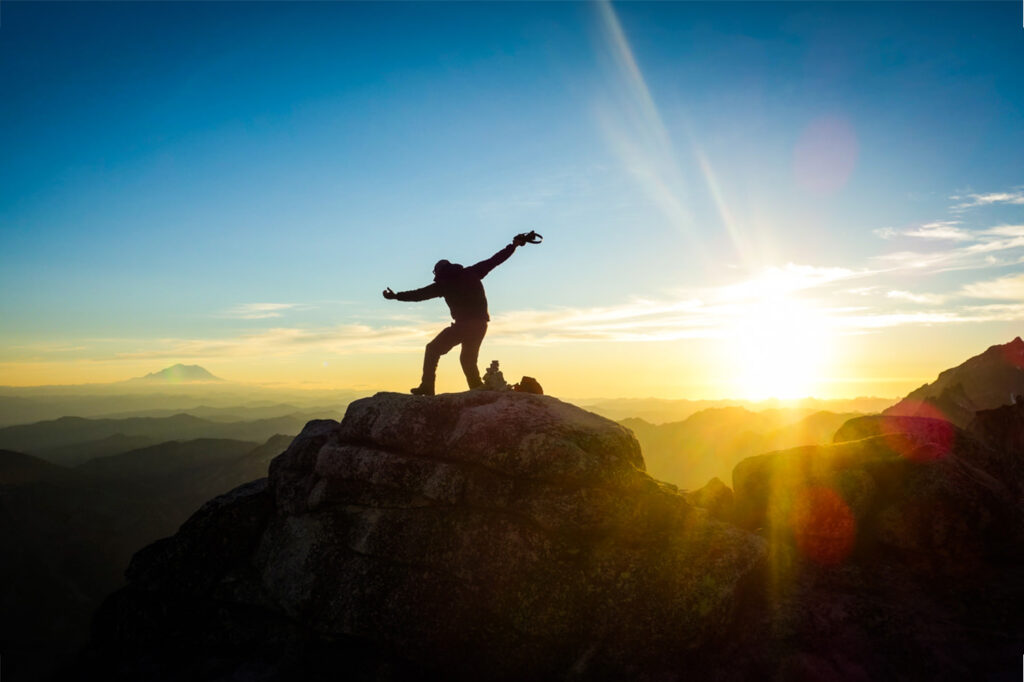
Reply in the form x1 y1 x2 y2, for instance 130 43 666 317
395 244 515 322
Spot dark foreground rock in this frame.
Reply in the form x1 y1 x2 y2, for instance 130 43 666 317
684 476 734 521
72 394 1024 681
75 392 765 681
724 407 1024 681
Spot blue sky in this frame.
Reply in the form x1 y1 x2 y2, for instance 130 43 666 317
1 2 1022 398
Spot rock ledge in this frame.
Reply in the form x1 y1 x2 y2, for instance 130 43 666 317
81 391 765 681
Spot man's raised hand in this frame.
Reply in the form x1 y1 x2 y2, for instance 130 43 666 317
382 287 397 300
513 230 542 246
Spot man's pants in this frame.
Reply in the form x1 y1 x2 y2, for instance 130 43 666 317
422 319 488 390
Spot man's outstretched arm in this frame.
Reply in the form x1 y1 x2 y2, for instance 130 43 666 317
466 234 527 279
382 283 441 301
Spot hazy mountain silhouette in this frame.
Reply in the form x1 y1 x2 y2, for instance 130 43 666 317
95 402 318 421
31 434 163 467
581 395 894 424
0 450 160 682
129 364 223 383
78 438 258 479
622 407 861 489
0 448 69 485
0 385 362 428
0 434 293 681
884 336 1024 427
0 413 321 465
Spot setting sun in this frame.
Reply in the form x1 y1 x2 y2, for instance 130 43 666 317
725 293 832 400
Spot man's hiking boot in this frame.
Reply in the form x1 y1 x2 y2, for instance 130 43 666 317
410 383 435 396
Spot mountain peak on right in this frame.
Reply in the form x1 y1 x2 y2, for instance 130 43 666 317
885 337 1024 427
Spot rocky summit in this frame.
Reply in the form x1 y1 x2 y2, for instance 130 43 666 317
73 392 1024 681
77 391 765 681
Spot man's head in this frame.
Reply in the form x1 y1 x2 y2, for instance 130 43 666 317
433 259 462 280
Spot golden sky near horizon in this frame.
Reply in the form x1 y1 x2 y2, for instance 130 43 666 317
2 322 1015 401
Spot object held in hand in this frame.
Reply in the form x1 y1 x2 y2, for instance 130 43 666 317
514 230 543 245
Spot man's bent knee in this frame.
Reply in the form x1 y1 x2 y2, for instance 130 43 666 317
426 340 449 356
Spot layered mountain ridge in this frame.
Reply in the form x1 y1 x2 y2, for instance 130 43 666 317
0 434 295 682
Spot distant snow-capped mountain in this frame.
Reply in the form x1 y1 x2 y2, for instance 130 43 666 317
131 364 224 383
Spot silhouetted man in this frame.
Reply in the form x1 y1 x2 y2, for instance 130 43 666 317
383 234 529 396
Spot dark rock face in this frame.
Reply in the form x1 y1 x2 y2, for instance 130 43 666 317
79 392 765 681
726 406 1024 680
836 409 1024 526
684 476 734 521
736 428 1014 569
833 413 957 449
969 400 1024 501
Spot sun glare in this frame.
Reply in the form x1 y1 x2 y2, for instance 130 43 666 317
724 294 832 401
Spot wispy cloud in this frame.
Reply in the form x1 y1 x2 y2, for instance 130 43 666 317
872 222 1024 273
718 263 866 298
220 302 310 319
490 298 714 344
832 309 968 330
885 290 947 305
875 220 970 242
903 220 972 241
983 224 1024 237
961 272 1024 300
872 190 1024 273
115 323 430 360
961 302 1024 321
952 189 1024 210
